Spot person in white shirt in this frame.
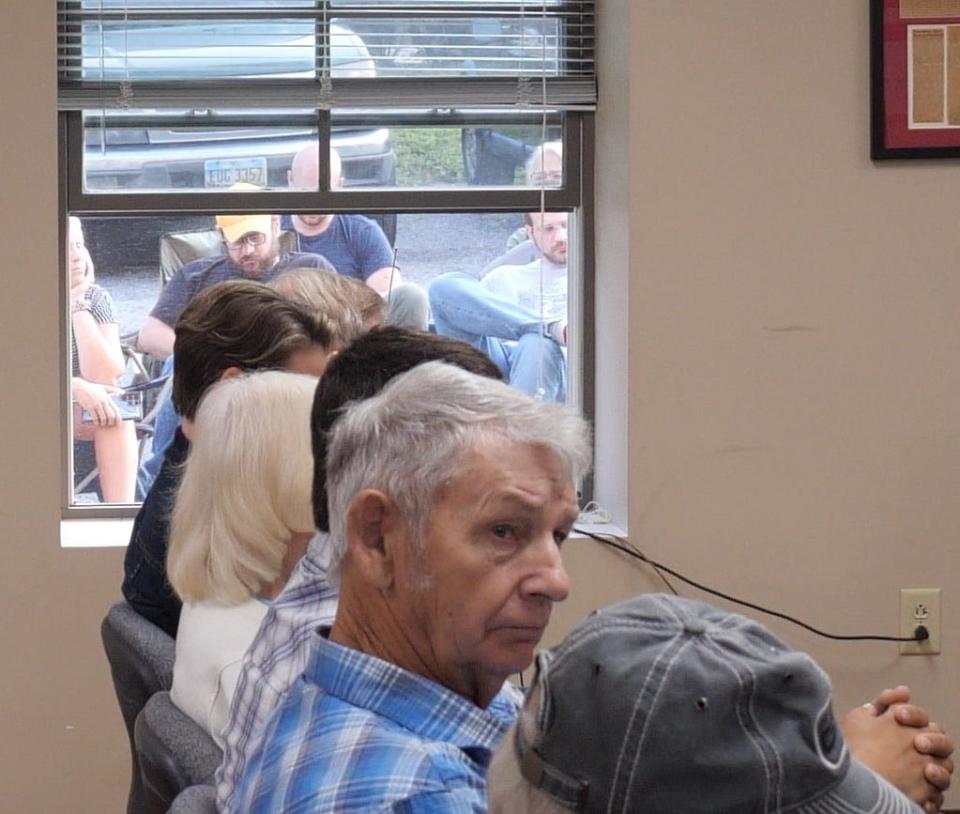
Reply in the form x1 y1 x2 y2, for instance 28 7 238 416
429 211 569 402
166 370 321 747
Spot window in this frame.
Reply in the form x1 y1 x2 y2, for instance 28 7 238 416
58 0 597 513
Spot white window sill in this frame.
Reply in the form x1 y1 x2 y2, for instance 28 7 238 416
61 517 134 548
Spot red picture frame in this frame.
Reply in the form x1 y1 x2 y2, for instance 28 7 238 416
871 0 960 158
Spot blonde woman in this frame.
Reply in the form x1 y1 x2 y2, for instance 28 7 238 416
167 369 318 746
69 216 137 502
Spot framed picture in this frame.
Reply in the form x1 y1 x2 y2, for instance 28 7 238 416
871 0 960 158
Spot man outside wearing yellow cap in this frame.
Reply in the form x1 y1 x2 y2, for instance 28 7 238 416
137 207 333 360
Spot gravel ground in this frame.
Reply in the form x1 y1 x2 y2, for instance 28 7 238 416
85 211 523 335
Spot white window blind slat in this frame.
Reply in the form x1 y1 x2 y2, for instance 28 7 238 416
57 0 596 111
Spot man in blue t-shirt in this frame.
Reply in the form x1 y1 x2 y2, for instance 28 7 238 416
284 146 428 330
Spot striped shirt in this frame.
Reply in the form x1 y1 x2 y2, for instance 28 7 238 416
216 533 339 811
71 284 118 376
228 632 522 813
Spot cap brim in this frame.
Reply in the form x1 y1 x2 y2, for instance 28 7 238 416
218 216 273 244
797 758 922 814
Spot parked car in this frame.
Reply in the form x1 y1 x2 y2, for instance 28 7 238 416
81 20 395 195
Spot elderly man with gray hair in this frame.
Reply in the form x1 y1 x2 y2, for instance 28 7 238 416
229 361 590 813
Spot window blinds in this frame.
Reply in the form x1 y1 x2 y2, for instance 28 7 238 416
57 0 596 111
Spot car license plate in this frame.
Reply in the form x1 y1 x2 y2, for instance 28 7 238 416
204 157 268 188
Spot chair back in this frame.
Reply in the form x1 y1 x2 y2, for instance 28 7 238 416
135 691 224 813
169 785 217 814
101 601 176 814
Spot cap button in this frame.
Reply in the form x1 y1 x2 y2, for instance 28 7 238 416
684 618 707 635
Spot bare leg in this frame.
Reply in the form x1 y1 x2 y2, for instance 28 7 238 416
94 421 138 502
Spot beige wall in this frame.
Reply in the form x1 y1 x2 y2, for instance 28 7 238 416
3 0 959 810
563 0 960 808
0 3 129 810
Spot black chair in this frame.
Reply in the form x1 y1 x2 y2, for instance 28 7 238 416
169 785 217 814
101 601 176 814
134 691 223 813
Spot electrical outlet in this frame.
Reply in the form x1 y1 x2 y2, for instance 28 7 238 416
899 588 941 655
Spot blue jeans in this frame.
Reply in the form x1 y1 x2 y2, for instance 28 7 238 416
429 272 566 402
136 355 179 499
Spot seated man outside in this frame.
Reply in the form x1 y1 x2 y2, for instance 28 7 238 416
122 280 333 638
285 145 429 330
137 205 334 361
487 593 945 814
430 210 569 401
215 327 502 811
68 216 137 502
229 361 952 812
167 370 319 746
487 140 564 271
229 362 589 812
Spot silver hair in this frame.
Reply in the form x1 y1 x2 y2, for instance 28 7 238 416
325 361 592 576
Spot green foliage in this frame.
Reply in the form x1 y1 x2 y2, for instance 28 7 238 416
392 128 464 186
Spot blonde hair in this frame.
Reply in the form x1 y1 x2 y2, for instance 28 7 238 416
167 370 318 603
270 267 384 349
487 722 570 814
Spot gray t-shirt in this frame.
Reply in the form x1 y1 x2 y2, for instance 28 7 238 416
150 252 332 327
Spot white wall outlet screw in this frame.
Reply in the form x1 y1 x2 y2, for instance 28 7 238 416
899 588 941 655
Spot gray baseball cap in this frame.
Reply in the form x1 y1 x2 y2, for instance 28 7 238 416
514 593 920 814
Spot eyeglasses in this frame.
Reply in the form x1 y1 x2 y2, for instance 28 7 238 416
527 170 563 187
225 232 268 249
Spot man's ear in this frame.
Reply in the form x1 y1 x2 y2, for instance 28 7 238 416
344 490 401 590
220 366 243 381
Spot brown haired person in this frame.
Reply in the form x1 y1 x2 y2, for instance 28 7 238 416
122 280 332 637
269 266 386 350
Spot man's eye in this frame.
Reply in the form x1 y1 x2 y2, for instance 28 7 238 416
491 524 516 540
553 530 569 547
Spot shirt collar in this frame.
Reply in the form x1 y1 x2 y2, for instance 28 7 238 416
304 531 334 570
306 632 520 753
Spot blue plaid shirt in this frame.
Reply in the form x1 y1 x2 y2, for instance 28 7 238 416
228 632 522 813
216 533 339 811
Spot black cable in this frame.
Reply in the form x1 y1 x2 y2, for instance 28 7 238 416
573 527 922 643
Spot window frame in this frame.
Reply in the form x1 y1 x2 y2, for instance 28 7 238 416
59 109 596 519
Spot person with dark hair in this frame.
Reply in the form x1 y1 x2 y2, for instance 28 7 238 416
122 280 334 637
429 210 569 402
215 327 502 811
